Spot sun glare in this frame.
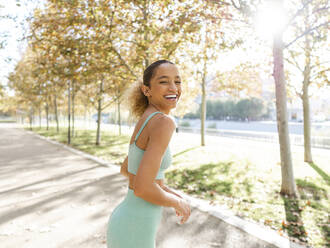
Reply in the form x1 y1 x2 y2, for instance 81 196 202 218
255 2 288 40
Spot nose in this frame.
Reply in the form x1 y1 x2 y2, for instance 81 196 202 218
169 81 178 92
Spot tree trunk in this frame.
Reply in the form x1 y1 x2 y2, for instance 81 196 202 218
54 95 59 133
84 102 88 129
143 1 149 69
67 80 71 144
96 80 103 145
272 4 297 197
38 106 41 128
302 4 313 163
29 107 33 131
302 80 312 162
71 80 75 137
200 61 207 146
117 97 121 135
45 101 49 131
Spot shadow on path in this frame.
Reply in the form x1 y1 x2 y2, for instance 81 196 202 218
307 162 330 185
0 165 102 195
173 146 200 158
281 195 308 246
0 173 124 226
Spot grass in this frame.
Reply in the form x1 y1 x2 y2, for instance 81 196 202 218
27 125 329 248
29 126 129 165
0 119 16 123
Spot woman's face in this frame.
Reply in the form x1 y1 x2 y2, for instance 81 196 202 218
143 63 182 113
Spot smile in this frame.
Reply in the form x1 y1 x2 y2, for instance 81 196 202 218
164 94 178 101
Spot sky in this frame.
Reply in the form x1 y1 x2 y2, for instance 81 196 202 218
0 0 44 92
0 1 22 85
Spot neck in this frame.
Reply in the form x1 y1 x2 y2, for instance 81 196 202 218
149 103 170 115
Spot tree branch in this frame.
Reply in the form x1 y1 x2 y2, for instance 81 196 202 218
206 0 231 7
285 52 303 73
230 0 241 10
310 60 330 70
285 0 314 29
101 97 118 110
310 68 330 81
284 21 330 49
312 6 329 15
285 79 302 98
110 47 137 79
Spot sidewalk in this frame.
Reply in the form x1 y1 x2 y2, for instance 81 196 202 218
0 123 306 248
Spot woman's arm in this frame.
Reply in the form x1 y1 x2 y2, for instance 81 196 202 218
160 183 185 217
134 115 180 209
160 184 182 199
120 156 129 178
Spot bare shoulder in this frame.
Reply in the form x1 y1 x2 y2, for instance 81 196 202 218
148 113 176 134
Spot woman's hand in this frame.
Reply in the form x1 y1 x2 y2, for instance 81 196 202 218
174 197 191 224
175 194 182 217
159 184 189 221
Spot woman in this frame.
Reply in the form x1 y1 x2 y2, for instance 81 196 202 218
106 60 191 248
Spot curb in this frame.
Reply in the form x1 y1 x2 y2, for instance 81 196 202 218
25 129 309 248
176 190 309 248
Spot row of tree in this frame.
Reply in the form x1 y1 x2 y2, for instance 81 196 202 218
232 0 328 197
7 0 248 144
184 98 271 121
3 0 329 198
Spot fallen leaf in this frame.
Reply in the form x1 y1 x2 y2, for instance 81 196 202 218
264 219 272 225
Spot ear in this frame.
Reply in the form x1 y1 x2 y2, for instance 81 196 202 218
141 84 151 97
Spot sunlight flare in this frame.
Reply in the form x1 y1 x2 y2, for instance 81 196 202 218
255 2 288 40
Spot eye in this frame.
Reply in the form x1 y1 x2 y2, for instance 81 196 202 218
159 81 168 84
175 81 181 84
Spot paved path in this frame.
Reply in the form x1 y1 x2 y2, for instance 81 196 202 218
0 123 302 248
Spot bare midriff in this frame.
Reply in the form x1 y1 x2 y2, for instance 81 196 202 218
128 172 164 190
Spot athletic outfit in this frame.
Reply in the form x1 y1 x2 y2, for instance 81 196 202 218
106 111 172 248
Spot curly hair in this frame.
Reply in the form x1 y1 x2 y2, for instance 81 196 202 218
128 60 174 118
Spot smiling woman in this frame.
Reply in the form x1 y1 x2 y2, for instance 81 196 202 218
128 60 182 118
106 60 191 248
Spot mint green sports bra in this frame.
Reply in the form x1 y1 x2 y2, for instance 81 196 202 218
127 111 172 180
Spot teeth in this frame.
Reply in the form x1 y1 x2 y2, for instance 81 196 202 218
165 95 176 98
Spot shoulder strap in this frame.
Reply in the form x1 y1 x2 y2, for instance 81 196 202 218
135 111 163 142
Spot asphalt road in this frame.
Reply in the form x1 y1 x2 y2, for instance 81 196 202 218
0 123 302 248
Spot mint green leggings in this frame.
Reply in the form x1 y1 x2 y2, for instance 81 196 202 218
107 188 163 248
